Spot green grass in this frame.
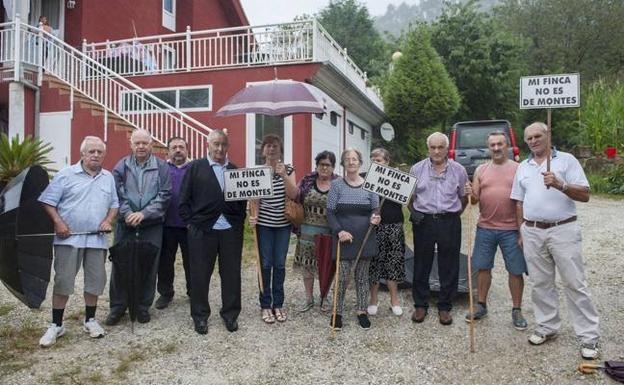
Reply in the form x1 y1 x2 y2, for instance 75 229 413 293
0 319 40 377
0 304 14 317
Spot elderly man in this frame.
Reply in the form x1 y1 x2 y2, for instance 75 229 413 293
155 137 191 310
409 132 468 325
511 122 600 359
38 136 118 347
106 129 171 325
179 130 247 334
464 131 527 330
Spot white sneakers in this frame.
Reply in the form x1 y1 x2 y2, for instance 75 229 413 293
367 304 403 316
84 318 106 338
39 319 105 347
581 343 599 360
391 305 404 316
39 323 66 347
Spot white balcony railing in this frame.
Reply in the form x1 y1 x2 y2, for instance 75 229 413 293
0 17 214 159
82 20 383 110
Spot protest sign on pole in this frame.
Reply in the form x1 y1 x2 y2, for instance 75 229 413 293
223 166 273 201
519 73 581 171
362 162 417 205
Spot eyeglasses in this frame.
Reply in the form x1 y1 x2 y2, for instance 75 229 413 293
317 163 333 169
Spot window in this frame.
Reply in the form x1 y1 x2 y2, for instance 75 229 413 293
360 128 366 140
162 0 176 31
330 112 339 126
254 115 284 165
121 85 212 113
314 113 324 120
348 121 354 135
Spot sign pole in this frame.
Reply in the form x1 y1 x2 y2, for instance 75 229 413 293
546 108 552 172
249 200 264 294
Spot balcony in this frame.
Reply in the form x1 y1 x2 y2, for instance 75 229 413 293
82 20 383 111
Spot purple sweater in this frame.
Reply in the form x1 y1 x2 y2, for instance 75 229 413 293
165 161 190 228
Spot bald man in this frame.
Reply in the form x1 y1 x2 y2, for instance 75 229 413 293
106 129 171 326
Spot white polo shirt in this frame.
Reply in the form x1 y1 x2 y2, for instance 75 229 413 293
510 149 589 222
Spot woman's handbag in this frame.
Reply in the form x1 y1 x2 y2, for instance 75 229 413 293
285 198 304 225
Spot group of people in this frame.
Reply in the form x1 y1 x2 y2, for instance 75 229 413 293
35 122 601 360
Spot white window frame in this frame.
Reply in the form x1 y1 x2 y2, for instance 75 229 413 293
245 114 293 168
162 0 176 31
120 84 213 114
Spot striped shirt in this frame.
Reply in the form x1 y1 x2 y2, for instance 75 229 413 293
258 165 293 227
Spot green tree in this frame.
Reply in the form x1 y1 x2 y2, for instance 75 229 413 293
495 0 624 82
382 25 460 163
316 0 388 79
431 0 528 122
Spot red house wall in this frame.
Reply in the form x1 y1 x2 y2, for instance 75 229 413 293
124 63 320 172
24 88 35 137
65 0 248 48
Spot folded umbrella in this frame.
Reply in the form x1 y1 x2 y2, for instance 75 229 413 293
579 361 624 383
314 233 335 306
0 166 53 308
108 231 159 332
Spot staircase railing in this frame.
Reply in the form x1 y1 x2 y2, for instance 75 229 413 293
1 17 214 159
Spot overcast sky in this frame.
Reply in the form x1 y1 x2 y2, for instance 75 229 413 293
239 0 419 25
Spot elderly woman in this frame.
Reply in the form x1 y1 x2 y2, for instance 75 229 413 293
292 151 338 312
327 148 380 330
367 148 406 317
249 135 297 324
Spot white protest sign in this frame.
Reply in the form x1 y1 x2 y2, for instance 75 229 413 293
363 162 417 205
520 73 580 109
224 166 273 201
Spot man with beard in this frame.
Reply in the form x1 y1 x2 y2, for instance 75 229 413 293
155 137 191 310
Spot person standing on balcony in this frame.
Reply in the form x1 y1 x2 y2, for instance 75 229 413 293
105 129 171 326
154 137 191 310
179 130 247 335
408 132 468 326
511 122 600 360
38 136 118 347
463 131 528 330
248 135 297 324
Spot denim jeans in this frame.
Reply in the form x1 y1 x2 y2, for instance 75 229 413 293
257 224 292 309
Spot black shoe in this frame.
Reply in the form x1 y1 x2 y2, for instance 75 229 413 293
330 314 343 330
357 314 371 329
155 295 173 310
224 318 238 332
137 311 151 324
104 312 124 326
194 319 208 335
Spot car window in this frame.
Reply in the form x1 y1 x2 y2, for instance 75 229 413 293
457 126 510 149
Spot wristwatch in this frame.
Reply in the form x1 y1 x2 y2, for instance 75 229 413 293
561 181 569 192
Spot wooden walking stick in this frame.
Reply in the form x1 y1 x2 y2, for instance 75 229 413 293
466 195 476 353
331 241 341 338
249 200 264 294
352 198 385 270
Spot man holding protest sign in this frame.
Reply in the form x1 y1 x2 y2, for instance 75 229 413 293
179 130 247 335
409 132 468 326
511 122 600 360
464 131 528 330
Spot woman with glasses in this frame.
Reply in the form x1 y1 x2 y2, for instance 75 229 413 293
293 151 338 312
327 148 380 330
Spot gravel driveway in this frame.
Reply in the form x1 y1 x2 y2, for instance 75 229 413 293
1 196 622 384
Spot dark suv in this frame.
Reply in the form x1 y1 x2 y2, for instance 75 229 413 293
448 120 520 178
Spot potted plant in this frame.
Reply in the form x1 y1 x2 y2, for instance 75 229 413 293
0 133 54 191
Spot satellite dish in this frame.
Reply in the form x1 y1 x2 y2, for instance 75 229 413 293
380 122 395 142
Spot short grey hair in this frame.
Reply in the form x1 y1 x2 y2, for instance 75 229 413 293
370 147 390 163
208 129 228 143
130 129 152 143
525 122 548 134
426 132 449 148
341 148 363 166
80 136 106 154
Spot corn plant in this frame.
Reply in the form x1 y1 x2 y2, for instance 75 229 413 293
580 79 624 154
0 133 54 183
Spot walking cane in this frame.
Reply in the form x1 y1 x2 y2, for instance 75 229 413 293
352 198 385 269
466 195 476 353
331 241 341 338
249 200 264 294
